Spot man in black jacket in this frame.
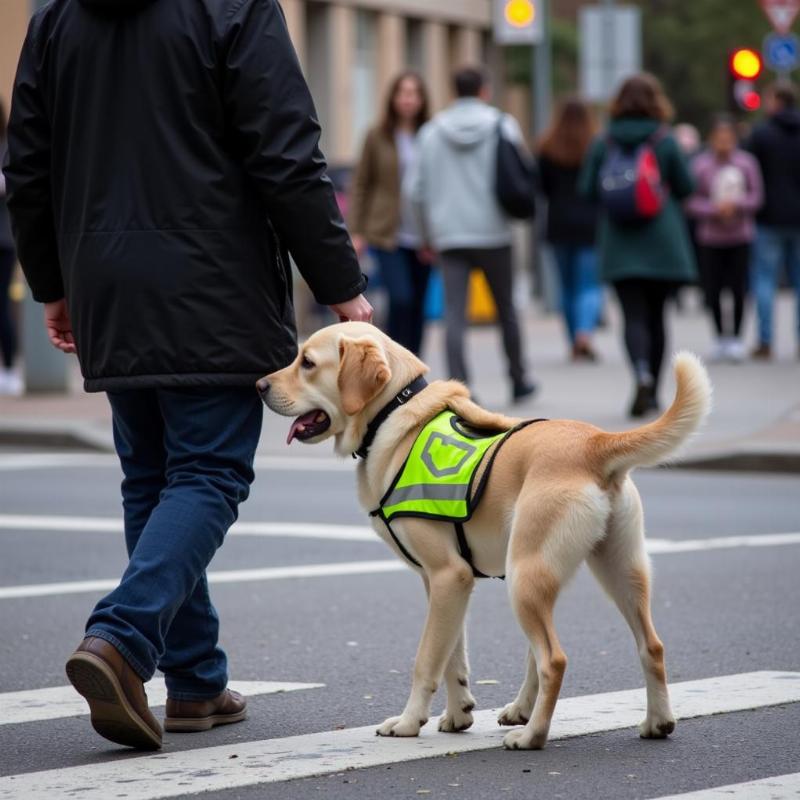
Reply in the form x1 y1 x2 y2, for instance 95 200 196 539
2 0 371 750
746 81 800 360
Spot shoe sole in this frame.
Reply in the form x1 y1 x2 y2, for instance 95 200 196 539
66 652 162 750
164 708 247 733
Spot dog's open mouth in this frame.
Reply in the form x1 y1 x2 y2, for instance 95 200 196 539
287 410 331 444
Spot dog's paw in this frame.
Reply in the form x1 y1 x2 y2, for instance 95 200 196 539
497 702 530 727
376 714 426 738
438 702 475 733
639 715 676 739
503 727 548 751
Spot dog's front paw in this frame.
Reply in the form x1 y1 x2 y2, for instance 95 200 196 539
639 714 676 739
438 701 475 733
376 714 426 737
497 702 530 727
503 727 548 750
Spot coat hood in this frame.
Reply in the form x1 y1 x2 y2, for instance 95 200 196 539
434 98 499 149
78 0 158 15
772 108 800 132
607 117 662 146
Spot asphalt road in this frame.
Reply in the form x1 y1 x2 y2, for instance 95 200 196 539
0 449 798 800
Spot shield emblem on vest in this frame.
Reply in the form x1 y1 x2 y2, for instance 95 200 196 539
420 432 476 478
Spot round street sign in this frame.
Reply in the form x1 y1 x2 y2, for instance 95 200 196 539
763 32 800 72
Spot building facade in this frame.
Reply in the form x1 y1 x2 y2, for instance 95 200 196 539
1 0 498 166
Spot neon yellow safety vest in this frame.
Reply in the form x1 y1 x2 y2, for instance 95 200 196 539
378 411 507 523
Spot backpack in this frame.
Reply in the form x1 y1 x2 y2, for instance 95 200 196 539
598 129 667 223
495 117 537 220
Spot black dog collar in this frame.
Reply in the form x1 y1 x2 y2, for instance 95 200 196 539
353 376 429 460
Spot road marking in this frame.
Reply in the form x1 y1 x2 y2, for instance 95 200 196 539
0 515 376 542
0 453 350 472
3 514 800 553
0 679 324 727
652 771 800 799
1 671 797 799
0 560 407 600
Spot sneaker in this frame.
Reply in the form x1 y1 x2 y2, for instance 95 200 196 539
751 343 772 360
724 339 746 363
0 368 23 396
512 380 538 404
708 340 727 363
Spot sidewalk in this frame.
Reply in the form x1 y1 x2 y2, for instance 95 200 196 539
1 291 798 472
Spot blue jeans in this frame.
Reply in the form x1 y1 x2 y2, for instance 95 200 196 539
552 244 602 343
371 246 431 355
751 225 800 346
86 386 263 700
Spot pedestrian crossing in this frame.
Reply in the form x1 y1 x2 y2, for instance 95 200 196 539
0 671 798 799
651 772 800 799
0 679 324 727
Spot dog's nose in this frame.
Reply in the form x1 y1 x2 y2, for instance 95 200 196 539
256 378 270 397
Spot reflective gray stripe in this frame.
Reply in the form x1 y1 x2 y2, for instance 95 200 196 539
384 483 468 506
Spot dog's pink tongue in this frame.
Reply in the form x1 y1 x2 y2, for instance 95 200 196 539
287 411 320 445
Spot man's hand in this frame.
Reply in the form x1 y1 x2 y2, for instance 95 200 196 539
44 299 77 354
329 294 373 323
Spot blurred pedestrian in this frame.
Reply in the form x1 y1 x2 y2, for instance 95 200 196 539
745 81 800 360
674 123 702 160
0 99 21 396
349 71 432 355
3 0 369 751
580 73 696 418
407 66 535 403
537 97 601 362
686 115 763 362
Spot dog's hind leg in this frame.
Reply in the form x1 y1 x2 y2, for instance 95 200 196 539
587 478 676 739
376 562 474 738
497 647 538 726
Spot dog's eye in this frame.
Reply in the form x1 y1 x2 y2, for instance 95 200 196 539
301 355 315 370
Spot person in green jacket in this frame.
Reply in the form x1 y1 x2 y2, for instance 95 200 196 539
580 73 697 417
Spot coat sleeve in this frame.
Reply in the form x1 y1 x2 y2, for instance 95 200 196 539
737 153 764 214
664 136 694 201
221 0 366 305
404 123 432 246
684 158 717 219
2 21 64 304
578 137 604 200
347 129 374 238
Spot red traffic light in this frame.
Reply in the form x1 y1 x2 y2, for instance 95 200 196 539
730 48 763 80
742 89 762 111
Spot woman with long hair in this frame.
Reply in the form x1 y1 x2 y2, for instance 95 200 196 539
538 97 601 361
580 73 696 417
0 99 21 395
349 72 432 355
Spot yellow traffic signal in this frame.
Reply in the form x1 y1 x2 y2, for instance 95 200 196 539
504 0 536 28
730 48 762 80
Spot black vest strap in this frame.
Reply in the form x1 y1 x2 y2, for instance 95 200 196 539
455 522 499 580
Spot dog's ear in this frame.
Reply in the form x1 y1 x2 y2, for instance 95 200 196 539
338 335 392 416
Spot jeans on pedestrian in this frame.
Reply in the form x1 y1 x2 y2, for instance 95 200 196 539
371 246 431 356
439 246 526 387
751 225 800 346
86 386 263 700
551 244 602 344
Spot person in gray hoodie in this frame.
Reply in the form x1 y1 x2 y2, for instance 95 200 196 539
406 66 535 402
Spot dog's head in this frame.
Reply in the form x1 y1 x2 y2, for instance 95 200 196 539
257 322 427 456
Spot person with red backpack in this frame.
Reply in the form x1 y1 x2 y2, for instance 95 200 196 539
580 73 696 418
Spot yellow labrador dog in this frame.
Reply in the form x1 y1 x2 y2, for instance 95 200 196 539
258 322 711 750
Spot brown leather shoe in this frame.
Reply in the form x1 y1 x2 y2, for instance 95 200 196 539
165 688 247 732
65 636 162 750
751 343 772 360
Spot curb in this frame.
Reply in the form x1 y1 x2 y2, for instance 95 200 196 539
0 423 114 453
675 449 800 474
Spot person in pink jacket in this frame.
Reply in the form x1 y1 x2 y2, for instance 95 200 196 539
687 115 764 361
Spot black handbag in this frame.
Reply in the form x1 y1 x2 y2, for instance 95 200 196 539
495 117 537 220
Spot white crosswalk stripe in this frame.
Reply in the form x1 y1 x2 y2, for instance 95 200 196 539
651 772 800 799
0 679 324 727
0 671 797 800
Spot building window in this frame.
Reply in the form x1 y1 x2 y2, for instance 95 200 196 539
352 9 377 154
406 18 424 73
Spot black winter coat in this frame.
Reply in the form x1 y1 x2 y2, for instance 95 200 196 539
2 0 366 391
538 155 597 247
746 109 800 228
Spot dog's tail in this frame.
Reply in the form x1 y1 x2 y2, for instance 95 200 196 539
592 352 712 479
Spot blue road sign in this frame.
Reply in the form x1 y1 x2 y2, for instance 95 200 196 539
763 32 800 72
